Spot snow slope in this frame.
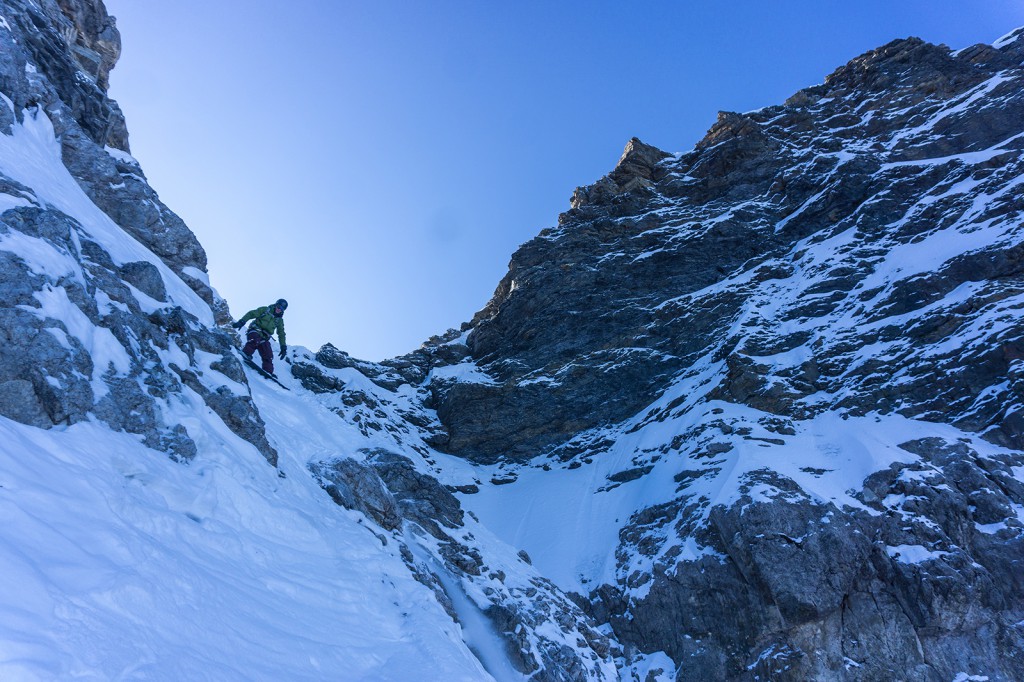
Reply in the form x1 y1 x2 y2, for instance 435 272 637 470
0 102 500 680
0 413 490 681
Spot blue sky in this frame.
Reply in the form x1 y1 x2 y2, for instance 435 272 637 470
102 1 1023 361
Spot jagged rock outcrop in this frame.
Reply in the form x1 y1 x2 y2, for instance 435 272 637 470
434 33 1024 462
413 30 1024 681
290 343 620 679
0 0 216 306
0 0 275 463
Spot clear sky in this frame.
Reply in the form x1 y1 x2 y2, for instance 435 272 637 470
102 0 1023 361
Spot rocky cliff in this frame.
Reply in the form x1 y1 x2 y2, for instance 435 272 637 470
290 27 1024 681
0 0 272 462
0 2 625 679
408 29 1024 681
3 1 1024 680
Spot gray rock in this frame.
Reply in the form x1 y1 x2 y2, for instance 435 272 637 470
367 450 464 538
0 379 51 427
0 0 213 303
419 30 1024 680
119 260 166 301
310 457 402 531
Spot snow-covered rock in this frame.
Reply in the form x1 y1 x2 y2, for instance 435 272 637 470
0 2 623 679
2 1 1023 680
417 31 1024 682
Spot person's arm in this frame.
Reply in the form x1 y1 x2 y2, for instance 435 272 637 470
276 318 287 358
232 308 259 328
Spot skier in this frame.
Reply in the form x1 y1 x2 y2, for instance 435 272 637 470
233 298 288 376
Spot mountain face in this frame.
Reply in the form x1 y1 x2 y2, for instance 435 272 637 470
0 0 271 463
1 1 1023 681
0 2 624 680
413 32 1024 680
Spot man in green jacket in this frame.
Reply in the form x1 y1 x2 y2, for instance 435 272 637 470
233 298 288 375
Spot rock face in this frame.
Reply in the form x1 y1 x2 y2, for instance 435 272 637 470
5 2 1024 679
0 0 275 463
436 35 1024 464
407 30 1024 681
0 0 216 306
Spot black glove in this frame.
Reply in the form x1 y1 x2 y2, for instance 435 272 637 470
279 345 287 359
232 320 245 329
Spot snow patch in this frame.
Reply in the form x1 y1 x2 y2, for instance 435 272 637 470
0 228 81 280
886 544 950 564
24 285 132 398
431 360 499 385
103 145 138 165
181 265 209 285
626 650 676 681
993 27 1024 49
952 673 991 682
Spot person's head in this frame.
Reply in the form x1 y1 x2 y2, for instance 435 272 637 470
273 298 288 317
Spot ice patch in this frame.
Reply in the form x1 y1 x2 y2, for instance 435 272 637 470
407 534 518 681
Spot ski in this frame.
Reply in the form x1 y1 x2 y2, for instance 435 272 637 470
238 353 291 390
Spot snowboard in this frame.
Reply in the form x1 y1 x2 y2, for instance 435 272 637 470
239 353 290 390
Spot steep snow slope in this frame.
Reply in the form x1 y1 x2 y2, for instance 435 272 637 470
4 1 1024 680
0 86 501 682
0 1 623 679
0 416 492 681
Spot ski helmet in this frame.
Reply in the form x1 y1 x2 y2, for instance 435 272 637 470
275 298 288 311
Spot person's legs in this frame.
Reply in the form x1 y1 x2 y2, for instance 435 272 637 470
256 339 275 374
242 330 262 357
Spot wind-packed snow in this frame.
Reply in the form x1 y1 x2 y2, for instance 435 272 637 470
0 386 494 681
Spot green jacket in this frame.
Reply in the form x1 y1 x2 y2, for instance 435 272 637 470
239 305 286 346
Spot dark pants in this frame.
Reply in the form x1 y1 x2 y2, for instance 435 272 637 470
243 329 274 373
